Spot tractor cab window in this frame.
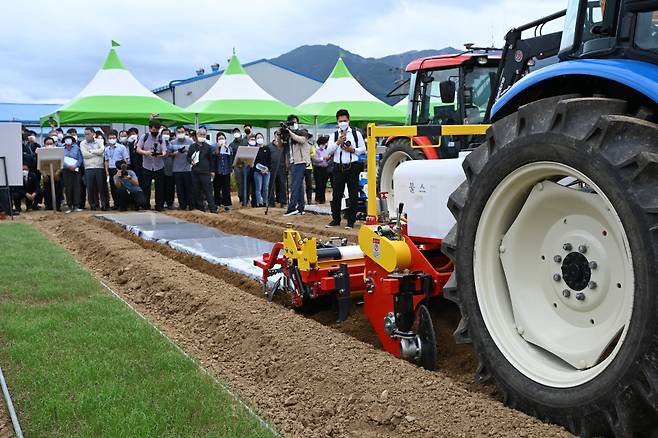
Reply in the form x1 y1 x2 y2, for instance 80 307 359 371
411 68 459 125
463 66 497 124
635 10 658 52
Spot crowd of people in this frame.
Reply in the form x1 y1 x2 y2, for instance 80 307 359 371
5 109 364 229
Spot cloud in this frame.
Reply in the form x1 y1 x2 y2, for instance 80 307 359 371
0 0 567 102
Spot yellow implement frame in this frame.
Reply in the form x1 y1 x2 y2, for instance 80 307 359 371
364 123 490 217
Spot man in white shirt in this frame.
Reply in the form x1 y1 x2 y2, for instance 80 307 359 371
80 127 108 210
324 109 366 229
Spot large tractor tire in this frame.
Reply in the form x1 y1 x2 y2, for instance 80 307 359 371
377 138 426 216
442 95 658 437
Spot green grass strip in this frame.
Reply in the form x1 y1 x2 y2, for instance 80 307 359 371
0 223 275 438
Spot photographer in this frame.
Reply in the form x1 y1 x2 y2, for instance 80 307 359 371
167 126 194 210
277 114 310 216
136 120 167 211
325 109 365 229
113 160 147 211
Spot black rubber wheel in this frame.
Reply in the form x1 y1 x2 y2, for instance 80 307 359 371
413 304 437 371
442 95 658 437
377 138 426 215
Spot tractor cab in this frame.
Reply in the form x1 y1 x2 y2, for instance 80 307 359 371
388 51 501 156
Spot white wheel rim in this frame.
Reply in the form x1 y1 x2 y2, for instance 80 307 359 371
381 150 413 216
474 161 634 388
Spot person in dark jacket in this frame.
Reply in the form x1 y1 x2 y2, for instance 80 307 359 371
212 132 232 210
14 165 42 211
253 133 271 207
187 128 218 213
268 131 288 207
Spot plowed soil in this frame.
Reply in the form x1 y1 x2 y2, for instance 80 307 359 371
28 212 570 438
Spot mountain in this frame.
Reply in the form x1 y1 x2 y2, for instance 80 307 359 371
269 44 458 105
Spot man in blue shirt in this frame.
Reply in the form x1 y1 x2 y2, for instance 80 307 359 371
62 135 83 213
104 129 130 209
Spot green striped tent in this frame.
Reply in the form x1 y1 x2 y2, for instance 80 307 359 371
41 43 193 126
187 52 312 126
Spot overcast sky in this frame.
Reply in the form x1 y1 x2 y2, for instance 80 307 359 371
1 0 565 103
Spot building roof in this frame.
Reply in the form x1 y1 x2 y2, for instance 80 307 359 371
0 102 63 124
152 58 322 93
406 53 502 72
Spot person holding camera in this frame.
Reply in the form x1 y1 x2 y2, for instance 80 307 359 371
187 128 218 214
104 129 130 209
113 160 147 211
277 114 310 216
325 109 365 229
167 126 194 210
136 120 167 211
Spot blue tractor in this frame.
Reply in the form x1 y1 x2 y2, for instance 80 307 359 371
443 1 657 436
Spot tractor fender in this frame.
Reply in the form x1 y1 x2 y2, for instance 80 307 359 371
492 59 658 120
384 135 439 160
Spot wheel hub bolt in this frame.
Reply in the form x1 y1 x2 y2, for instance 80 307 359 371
553 255 562 263
562 289 571 298
578 245 587 254
588 261 597 270
563 243 572 251
576 292 586 301
588 281 597 289
553 273 562 282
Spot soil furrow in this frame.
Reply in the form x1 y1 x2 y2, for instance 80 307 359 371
31 214 570 438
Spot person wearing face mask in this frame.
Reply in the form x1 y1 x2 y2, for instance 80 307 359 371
245 134 259 207
253 133 271 207
80 127 108 211
212 132 232 210
14 164 42 212
118 130 129 145
160 128 175 209
312 135 331 204
136 121 167 211
187 128 218 213
22 130 40 173
126 127 142 181
267 131 288 208
54 128 65 147
41 136 64 211
325 109 365 229
229 127 248 205
61 132 84 213
278 114 310 216
104 130 130 209
167 126 194 210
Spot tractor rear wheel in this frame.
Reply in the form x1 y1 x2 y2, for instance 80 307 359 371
443 95 658 436
377 138 426 216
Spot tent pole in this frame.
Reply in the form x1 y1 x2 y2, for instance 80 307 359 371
56 112 61 128
194 114 198 130
314 116 318 138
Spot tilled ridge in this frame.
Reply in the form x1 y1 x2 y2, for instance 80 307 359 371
34 216 571 438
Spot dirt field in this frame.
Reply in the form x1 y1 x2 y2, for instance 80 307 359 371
24 211 570 437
